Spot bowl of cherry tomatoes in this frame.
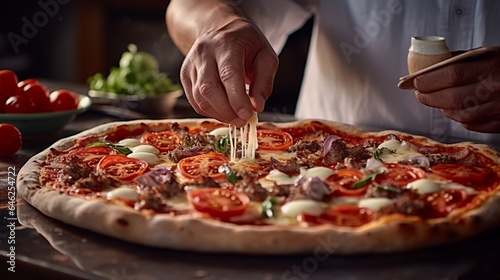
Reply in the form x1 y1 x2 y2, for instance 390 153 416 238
0 70 91 135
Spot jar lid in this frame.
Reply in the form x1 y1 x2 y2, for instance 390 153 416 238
409 36 450 55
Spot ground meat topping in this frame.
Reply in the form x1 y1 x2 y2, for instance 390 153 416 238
378 190 432 217
60 157 119 192
233 176 269 201
270 157 301 176
323 139 371 166
288 177 332 202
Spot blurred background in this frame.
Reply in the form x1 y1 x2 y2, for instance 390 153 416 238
0 0 313 116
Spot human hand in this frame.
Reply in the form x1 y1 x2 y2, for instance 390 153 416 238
181 18 279 126
413 50 500 133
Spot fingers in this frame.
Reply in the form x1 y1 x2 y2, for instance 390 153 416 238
218 52 254 125
461 119 500 133
414 59 490 93
438 100 500 125
414 81 497 110
248 49 279 112
179 18 278 126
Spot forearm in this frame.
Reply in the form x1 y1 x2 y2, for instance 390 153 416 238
166 0 245 55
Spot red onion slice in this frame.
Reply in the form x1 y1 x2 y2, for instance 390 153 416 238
323 135 340 155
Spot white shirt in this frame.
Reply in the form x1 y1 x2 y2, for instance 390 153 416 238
239 0 500 145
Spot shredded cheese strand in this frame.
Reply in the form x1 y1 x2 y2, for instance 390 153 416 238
229 112 258 162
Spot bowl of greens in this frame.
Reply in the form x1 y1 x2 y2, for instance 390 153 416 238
88 44 182 117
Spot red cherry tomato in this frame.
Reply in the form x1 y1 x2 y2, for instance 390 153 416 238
187 188 250 220
5 95 36 113
177 153 228 180
300 205 375 227
141 131 181 152
17 78 40 95
429 163 493 186
422 189 469 218
257 130 294 151
49 89 80 112
97 154 148 181
0 124 22 157
0 70 19 112
66 146 116 168
21 84 51 112
325 168 369 196
375 163 426 187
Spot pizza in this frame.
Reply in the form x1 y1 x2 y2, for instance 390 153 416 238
16 118 500 254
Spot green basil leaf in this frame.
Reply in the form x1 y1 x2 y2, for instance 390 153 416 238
261 196 276 218
113 145 132 155
86 142 132 155
377 184 402 193
215 136 229 153
352 171 383 189
218 165 238 184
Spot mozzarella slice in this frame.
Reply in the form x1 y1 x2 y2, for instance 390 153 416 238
377 139 402 152
407 179 442 194
281 200 325 217
127 152 160 164
107 187 139 201
131 145 160 155
209 127 231 137
407 179 478 195
377 139 425 163
118 138 142 147
265 169 298 185
358 197 392 210
300 167 335 181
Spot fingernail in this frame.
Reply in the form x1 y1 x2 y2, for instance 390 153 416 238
238 108 252 120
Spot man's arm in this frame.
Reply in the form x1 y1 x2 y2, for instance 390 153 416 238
165 0 279 126
166 0 245 55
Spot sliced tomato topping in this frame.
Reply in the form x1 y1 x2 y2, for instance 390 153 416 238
97 154 148 181
375 163 426 187
177 153 229 180
429 163 493 187
257 130 293 151
422 189 469 218
65 146 116 168
187 188 250 220
300 205 375 227
325 168 368 196
141 131 181 152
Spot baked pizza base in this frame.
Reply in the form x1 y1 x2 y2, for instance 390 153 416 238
17 118 500 255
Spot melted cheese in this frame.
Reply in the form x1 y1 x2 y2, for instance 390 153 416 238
358 197 392 210
106 187 139 201
131 145 160 155
209 127 231 137
127 152 160 165
407 179 477 195
377 139 425 163
281 200 325 217
229 112 258 162
118 138 142 147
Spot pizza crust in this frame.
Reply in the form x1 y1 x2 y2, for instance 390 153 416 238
17 118 500 254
